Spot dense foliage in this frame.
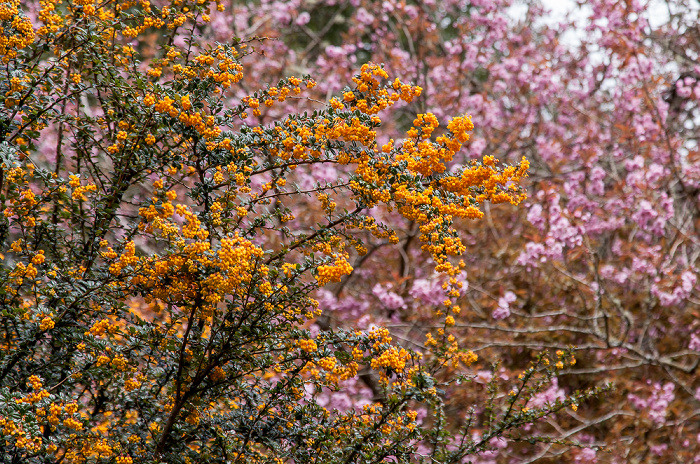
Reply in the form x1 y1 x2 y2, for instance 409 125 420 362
0 0 614 463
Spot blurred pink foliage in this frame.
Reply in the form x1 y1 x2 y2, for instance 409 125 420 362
193 0 700 460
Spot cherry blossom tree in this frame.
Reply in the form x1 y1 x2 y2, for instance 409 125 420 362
195 0 700 461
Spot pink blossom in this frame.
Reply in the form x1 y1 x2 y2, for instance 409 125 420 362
492 291 516 320
531 377 566 408
689 333 700 352
474 370 493 384
372 284 405 310
574 448 597 463
409 278 445 306
295 11 310 26
355 7 375 25
627 382 675 426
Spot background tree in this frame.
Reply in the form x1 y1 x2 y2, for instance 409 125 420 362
165 0 700 462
